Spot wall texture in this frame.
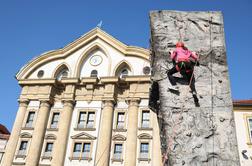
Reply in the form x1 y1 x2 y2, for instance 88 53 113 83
149 10 240 166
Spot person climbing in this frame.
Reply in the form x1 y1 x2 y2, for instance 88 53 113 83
167 41 199 95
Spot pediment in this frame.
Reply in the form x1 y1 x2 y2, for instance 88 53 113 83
20 132 32 138
16 27 150 80
71 132 96 140
112 134 126 141
45 134 57 140
138 133 152 139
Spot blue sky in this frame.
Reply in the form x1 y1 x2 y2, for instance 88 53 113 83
0 0 251 130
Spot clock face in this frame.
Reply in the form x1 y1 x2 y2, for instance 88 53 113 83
90 55 103 66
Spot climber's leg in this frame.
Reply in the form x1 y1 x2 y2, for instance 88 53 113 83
167 67 179 91
167 67 178 86
185 70 196 93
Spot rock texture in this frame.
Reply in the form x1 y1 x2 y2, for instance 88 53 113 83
149 11 240 166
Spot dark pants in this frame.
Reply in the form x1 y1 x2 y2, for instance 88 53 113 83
167 62 196 93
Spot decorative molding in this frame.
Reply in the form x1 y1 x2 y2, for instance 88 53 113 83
12 162 26 165
20 132 32 138
52 62 72 78
45 134 57 140
113 60 134 76
112 134 127 141
71 132 96 140
138 133 152 139
18 79 56 85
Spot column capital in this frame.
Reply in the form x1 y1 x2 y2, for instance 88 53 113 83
62 100 76 108
39 100 52 108
18 99 29 107
102 100 115 108
126 98 140 106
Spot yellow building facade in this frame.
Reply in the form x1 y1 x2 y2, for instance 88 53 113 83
2 28 162 166
233 100 252 166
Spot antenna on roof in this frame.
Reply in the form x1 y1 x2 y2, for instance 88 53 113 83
97 21 103 29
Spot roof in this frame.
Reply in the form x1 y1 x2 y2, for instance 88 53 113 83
0 124 10 140
0 124 10 134
233 100 252 106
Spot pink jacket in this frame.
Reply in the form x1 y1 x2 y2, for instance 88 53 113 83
170 47 198 62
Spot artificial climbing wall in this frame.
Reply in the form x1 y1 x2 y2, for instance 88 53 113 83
150 11 240 166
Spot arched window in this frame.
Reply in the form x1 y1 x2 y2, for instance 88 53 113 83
115 61 131 78
90 70 98 77
119 68 128 78
56 68 69 80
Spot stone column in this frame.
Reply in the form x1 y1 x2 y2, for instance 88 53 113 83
95 100 114 166
125 99 139 166
2 99 29 166
51 100 75 166
26 100 51 166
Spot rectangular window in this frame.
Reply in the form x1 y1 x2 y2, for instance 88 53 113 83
87 112 95 128
82 143 91 158
141 111 150 128
248 118 252 141
25 112 35 128
78 112 86 128
140 143 149 159
116 112 125 129
73 143 82 158
114 144 122 160
51 112 60 129
77 111 95 129
18 141 28 156
44 143 53 157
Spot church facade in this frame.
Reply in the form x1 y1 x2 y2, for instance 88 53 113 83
2 28 162 166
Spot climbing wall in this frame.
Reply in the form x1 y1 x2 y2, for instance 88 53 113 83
150 11 240 166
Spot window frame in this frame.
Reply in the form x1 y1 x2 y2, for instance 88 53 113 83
90 70 98 77
47 110 60 130
113 109 127 131
22 109 37 129
41 134 57 160
75 109 96 130
111 140 124 163
25 111 35 128
139 109 152 130
244 114 252 146
50 112 60 129
120 68 128 78
15 138 30 159
56 68 69 80
70 141 93 161
138 133 152 162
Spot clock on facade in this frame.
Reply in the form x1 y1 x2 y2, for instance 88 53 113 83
89 55 103 66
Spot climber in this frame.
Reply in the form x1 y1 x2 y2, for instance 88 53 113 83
167 41 199 95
